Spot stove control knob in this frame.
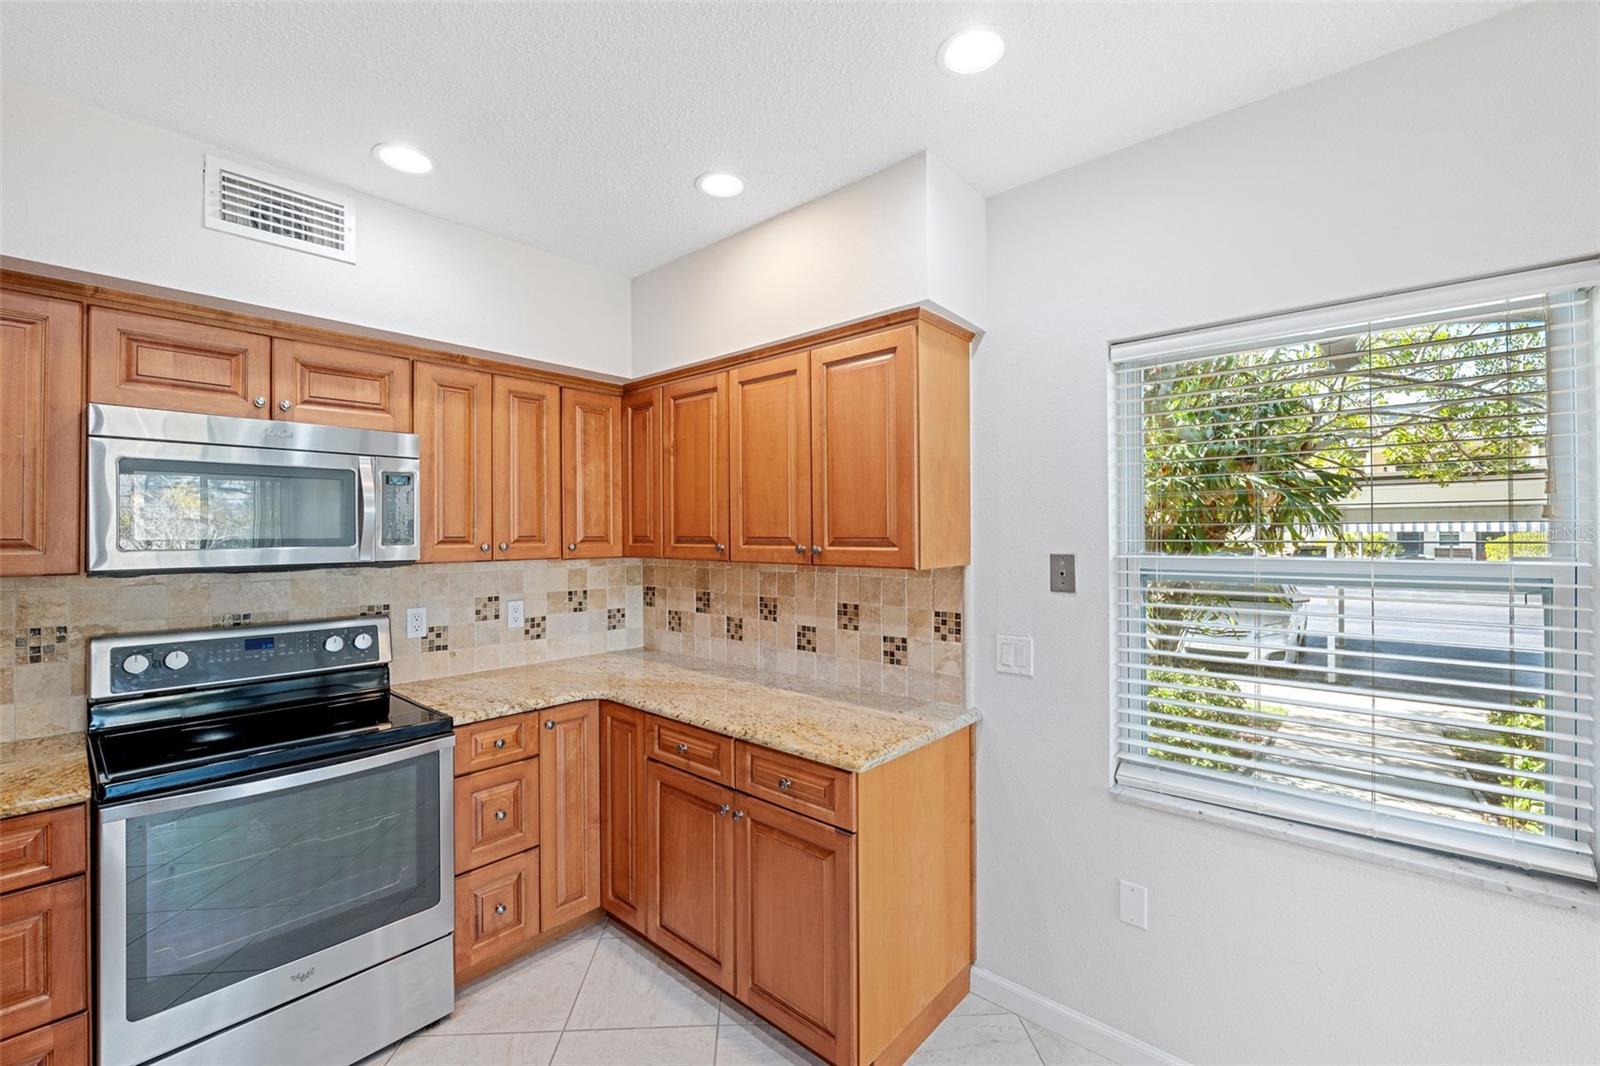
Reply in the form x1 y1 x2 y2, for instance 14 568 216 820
163 650 190 671
122 653 151 675
352 632 374 651
323 635 346 653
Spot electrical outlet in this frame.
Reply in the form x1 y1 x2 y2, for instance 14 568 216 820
1050 553 1076 593
995 634 1034 676
405 607 427 639
1119 880 1148 929
506 599 525 628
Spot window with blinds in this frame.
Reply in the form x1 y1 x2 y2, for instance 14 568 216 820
1111 263 1599 882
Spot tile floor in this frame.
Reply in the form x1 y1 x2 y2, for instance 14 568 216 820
364 918 1113 1066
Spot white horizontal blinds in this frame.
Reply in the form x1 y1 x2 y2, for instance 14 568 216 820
1112 267 1599 882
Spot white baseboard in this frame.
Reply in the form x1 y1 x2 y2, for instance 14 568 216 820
969 967 1187 1066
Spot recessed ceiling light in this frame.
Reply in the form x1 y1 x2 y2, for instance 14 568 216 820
696 172 744 198
372 143 434 175
938 26 1005 75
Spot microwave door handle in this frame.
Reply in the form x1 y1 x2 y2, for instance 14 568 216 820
358 456 378 560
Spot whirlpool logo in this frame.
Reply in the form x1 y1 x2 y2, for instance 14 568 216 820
289 966 316 984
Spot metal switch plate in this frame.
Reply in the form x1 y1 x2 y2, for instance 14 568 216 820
1050 553 1076 593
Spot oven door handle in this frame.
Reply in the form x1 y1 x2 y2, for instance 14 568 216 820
97 733 455 824
358 455 378 561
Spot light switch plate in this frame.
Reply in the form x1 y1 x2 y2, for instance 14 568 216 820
1119 880 1149 929
506 599 525 628
405 607 427 639
995 634 1034 676
1050 553 1076 593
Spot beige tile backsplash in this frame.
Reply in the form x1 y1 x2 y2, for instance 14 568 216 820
0 557 965 742
642 560 966 704
0 560 643 742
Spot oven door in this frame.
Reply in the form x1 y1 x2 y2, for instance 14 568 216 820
87 437 369 573
97 737 454 1066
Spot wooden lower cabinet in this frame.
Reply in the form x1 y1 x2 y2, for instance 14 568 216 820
455 760 539 874
735 795 856 1064
453 849 541 984
0 805 89 1062
645 763 736 993
599 703 647 932
538 702 601 930
0 1012 87 1066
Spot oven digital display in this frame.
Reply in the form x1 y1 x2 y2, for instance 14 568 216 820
244 636 275 651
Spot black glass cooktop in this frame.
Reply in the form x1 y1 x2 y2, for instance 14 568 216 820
90 667 450 803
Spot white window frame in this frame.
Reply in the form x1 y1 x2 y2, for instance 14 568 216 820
1107 259 1600 884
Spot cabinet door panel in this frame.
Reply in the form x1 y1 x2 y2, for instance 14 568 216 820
645 763 735 992
88 308 268 418
1 292 82 577
453 850 540 985
538 702 600 930
0 877 87 1038
735 797 856 1065
0 1011 88 1066
599 703 647 932
730 353 810 563
810 326 916 568
454 715 537 776
621 388 663 557
270 340 411 431
493 377 561 560
415 363 493 562
0 807 87 896
561 390 623 558
454 760 540 874
661 372 729 560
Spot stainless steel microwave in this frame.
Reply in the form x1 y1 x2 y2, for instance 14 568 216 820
87 403 420 574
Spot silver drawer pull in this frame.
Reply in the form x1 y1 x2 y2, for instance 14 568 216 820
545 720 556 729
777 777 793 792
495 809 508 821
717 803 731 816
732 810 745 821
494 903 507 915
675 742 688 755
493 738 507 749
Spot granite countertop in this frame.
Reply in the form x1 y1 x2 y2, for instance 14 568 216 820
0 733 91 818
395 650 979 773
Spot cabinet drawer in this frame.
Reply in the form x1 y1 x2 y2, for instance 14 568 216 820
454 761 539 874
0 878 87 1038
0 809 86 896
0 1011 87 1066
454 715 537 775
454 850 540 985
647 716 734 786
735 744 856 831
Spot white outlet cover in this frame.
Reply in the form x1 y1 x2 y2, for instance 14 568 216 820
506 599 525 628
995 634 1034 676
405 607 427 639
1119 880 1148 929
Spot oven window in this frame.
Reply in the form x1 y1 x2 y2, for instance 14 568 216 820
116 458 358 552
121 752 442 1021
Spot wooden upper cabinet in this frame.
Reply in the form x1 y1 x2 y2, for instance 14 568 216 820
492 377 561 560
1 292 83 577
621 388 663 558
270 339 412 431
538 701 601 931
661 372 729 561
415 363 494 562
735 795 857 1065
646 762 736 993
599 703 648 933
88 307 269 418
730 352 811 563
561 389 623 558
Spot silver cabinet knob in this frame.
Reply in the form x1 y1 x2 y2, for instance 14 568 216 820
495 809 507 821
544 720 555 730
253 396 267 408
732 810 745 821
499 542 509 551
717 803 731 816
794 544 806 554
494 903 507 915
777 777 793 792
716 543 726 553
675 742 688 755
811 545 821 555
480 543 491 552
567 543 577 552
278 399 292 411
493 738 507 749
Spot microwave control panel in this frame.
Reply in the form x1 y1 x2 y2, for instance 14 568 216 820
381 471 416 547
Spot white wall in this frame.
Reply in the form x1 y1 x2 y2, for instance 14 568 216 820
972 4 1600 1064
0 82 632 377
630 152 986 375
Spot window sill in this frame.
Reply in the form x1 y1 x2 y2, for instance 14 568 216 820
1110 785 1600 914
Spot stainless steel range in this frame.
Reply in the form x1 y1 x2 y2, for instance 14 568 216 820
87 617 454 1066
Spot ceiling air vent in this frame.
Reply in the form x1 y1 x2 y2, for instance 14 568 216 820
202 155 357 263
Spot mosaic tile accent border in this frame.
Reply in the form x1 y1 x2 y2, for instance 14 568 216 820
474 595 501 622
15 627 69 666
607 608 627 631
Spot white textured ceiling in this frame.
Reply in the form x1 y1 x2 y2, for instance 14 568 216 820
1 1 1519 277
